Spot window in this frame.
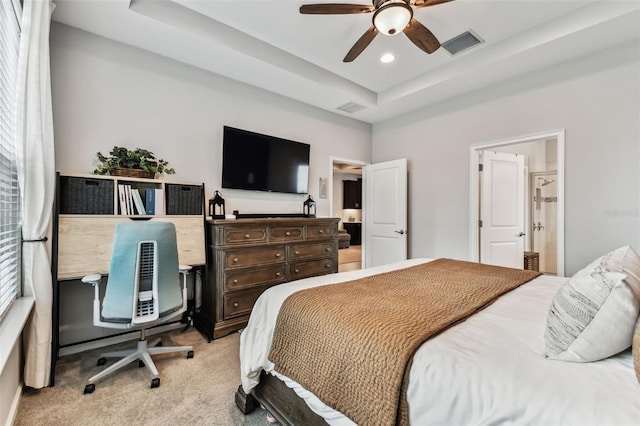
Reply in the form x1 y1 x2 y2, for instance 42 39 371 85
0 0 22 321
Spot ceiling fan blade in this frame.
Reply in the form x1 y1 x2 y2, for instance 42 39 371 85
412 0 455 8
343 26 378 62
404 18 440 54
300 4 374 14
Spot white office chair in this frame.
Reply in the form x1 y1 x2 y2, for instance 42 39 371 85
82 221 194 394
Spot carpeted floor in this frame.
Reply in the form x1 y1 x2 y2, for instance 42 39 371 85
14 328 271 426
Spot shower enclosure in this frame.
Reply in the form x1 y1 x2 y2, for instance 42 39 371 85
530 172 557 274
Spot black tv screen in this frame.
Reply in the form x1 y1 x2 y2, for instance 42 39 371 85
222 126 310 194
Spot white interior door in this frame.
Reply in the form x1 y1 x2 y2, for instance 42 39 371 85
364 159 407 268
480 151 525 268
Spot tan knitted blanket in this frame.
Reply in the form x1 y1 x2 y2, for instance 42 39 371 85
269 259 541 426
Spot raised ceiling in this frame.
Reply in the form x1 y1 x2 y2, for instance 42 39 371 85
51 0 640 123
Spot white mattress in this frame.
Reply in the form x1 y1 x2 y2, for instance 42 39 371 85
240 259 640 425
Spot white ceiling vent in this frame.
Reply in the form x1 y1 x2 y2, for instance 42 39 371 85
337 102 366 113
442 30 483 56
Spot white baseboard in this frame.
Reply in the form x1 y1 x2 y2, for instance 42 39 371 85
4 380 22 426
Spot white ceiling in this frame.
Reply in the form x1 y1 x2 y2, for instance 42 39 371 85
51 0 640 124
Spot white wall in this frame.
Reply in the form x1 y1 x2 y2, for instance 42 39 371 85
50 23 372 218
372 41 640 275
49 23 371 347
0 344 20 426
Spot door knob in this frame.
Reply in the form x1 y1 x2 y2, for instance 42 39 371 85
394 230 405 235
517 232 525 237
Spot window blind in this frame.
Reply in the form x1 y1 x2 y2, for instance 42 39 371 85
0 0 22 321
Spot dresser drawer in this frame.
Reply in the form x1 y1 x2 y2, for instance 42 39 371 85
224 227 267 244
307 224 336 239
225 265 287 292
290 241 336 261
224 246 286 269
224 287 267 319
290 258 337 280
270 226 304 242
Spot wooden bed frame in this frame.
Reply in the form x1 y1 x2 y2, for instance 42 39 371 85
235 371 327 426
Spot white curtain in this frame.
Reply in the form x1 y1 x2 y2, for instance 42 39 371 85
15 0 56 388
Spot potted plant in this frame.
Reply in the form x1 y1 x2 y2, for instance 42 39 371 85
93 146 175 178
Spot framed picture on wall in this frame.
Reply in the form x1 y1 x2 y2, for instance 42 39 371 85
319 177 328 199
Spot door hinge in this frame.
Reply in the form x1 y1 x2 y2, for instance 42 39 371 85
478 163 483 172
478 220 483 228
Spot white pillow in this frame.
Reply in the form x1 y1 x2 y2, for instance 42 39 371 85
593 246 640 298
544 267 639 362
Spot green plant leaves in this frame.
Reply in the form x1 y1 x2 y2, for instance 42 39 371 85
93 146 175 175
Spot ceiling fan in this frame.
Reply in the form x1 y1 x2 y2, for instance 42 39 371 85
299 0 454 62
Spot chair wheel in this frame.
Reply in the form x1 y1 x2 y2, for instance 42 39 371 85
151 378 160 388
187 350 194 359
97 357 107 366
84 384 95 394
138 360 145 368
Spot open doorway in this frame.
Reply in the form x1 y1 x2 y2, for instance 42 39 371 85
469 130 565 277
328 157 366 272
530 171 558 274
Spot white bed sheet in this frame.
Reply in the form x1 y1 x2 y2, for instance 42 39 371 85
240 259 640 425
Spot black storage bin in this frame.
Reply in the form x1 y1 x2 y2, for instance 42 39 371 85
165 184 202 215
59 176 114 214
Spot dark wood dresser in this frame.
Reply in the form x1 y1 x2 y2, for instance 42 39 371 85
200 217 340 339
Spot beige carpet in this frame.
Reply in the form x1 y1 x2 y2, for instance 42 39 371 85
15 328 270 426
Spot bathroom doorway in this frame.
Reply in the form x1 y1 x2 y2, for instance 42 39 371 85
470 130 565 277
530 171 558 274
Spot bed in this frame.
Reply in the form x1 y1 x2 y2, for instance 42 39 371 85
236 257 640 425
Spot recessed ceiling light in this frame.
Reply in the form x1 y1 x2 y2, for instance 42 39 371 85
380 53 395 63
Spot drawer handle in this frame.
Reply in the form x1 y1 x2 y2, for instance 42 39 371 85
294 250 299 256
275 253 281 258
233 279 238 284
318 229 324 234
244 234 250 239
276 272 281 277
285 231 291 236
325 247 330 252
233 257 239 263
233 302 239 307
325 264 330 268
294 268 299 273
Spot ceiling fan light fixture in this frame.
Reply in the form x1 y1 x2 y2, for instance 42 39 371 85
373 1 413 36
380 53 395 63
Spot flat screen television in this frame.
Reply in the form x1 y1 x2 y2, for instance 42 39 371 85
222 126 310 194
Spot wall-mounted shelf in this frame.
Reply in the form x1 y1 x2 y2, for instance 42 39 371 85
55 173 206 279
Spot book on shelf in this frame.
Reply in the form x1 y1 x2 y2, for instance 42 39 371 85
145 188 155 215
154 188 164 215
118 184 128 215
132 189 146 215
123 185 134 215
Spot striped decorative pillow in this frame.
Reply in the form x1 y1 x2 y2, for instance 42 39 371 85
545 246 640 363
544 270 636 362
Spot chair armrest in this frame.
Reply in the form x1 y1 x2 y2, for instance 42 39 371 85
81 274 102 285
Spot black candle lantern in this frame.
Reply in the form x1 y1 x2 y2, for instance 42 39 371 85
303 195 316 218
209 190 226 219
